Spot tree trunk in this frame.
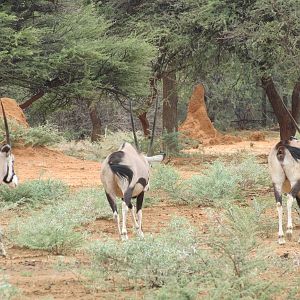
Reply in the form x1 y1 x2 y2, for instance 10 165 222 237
162 69 178 152
292 79 300 123
261 88 267 127
138 112 150 137
87 101 102 142
261 76 294 140
137 77 158 138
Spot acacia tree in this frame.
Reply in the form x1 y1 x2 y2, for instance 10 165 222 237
96 0 196 149
0 0 156 141
186 0 300 140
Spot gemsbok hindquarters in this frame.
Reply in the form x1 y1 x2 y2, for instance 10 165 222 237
100 142 164 240
268 138 300 244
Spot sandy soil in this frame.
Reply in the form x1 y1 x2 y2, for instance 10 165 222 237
13 147 101 188
1 134 300 299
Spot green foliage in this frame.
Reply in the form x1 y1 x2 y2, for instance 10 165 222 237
23 124 64 146
0 273 19 300
0 1 156 119
9 187 111 254
0 179 68 207
186 161 239 206
151 156 269 207
10 215 86 255
57 130 138 161
201 203 283 299
84 203 283 298
0 120 64 147
151 164 181 196
87 218 199 289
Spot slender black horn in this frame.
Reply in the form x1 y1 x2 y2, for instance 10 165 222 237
0 100 10 145
147 94 159 156
280 98 300 135
129 100 139 151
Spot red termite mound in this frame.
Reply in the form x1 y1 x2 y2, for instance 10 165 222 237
179 84 241 145
0 97 29 127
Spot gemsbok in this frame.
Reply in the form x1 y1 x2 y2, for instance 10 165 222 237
0 99 18 257
268 138 300 244
100 98 164 240
268 100 300 244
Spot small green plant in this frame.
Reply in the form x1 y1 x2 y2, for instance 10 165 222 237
0 120 64 147
82 205 284 298
151 164 181 196
0 273 19 300
200 203 283 299
8 187 111 254
24 123 64 146
87 218 199 289
186 161 239 206
162 131 199 155
57 130 142 161
0 179 68 207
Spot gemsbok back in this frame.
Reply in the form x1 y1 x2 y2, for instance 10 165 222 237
0 99 18 257
100 98 164 240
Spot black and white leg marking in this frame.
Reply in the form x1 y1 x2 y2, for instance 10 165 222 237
105 192 121 237
273 183 285 245
289 180 300 243
136 191 144 238
121 188 133 241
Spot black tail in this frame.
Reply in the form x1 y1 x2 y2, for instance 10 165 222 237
285 144 300 161
108 151 133 183
109 164 133 184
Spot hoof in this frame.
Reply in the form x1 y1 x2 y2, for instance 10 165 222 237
278 236 286 245
0 243 6 257
286 230 293 241
121 233 128 241
136 230 144 238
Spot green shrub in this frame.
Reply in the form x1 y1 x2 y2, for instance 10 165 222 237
186 161 239 206
233 157 269 190
83 205 283 298
151 164 181 195
0 273 19 300
0 179 68 207
87 218 200 289
8 187 112 254
24 124 64 146
0 120 64 147
201 204 283 299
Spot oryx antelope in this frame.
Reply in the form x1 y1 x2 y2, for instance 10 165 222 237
268 138 300 244
100 98 164 240
100 142 164 240
0 100 18 257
